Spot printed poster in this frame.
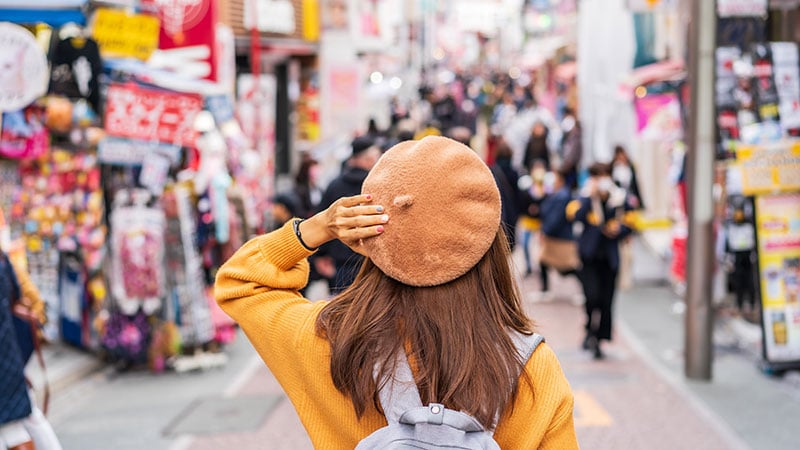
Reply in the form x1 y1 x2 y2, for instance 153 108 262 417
734 141 800 195
634 92 683 141
756 194 800 363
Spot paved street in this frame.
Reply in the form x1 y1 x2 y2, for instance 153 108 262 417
42 237 800 449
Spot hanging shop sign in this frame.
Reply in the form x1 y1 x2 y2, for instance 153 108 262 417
755 193 800 364
224 0 310 41
0 1 87 27
92 8 160 61
0 23 49 111
735 141 800 195
141 0 218 81
718 0 768 17
104 83 203 146
98 137 182 166
245 0 296 34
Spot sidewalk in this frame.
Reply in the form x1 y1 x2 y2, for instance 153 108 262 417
43 235 800 449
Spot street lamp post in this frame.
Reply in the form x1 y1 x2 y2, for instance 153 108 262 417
684 0 717 381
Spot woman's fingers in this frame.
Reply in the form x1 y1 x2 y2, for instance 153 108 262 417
340 204 385 217
338 194 373 208
335 213 389 230
340 224 385 242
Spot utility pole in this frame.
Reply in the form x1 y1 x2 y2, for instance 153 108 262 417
684 0 717 380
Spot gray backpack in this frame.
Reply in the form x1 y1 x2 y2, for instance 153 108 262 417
355 332 544 450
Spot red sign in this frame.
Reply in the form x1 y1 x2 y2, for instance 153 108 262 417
141 0 218 81
104 83 203 146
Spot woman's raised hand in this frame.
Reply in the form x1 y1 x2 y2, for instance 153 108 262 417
298 194 388 255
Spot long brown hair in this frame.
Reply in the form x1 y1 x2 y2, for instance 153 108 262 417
316 228 534 429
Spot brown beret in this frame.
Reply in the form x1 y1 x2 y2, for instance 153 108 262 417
361 136 501 287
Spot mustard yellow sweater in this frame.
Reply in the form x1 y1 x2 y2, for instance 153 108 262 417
215 221 579 449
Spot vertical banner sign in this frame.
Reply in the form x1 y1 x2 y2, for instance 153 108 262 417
104 83 203 146
141 0 218 81
756 194 800 364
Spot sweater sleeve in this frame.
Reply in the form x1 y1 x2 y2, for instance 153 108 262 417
214 220 327 388
11 261 47 324
494 343 579 449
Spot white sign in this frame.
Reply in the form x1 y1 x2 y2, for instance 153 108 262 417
98 137 182 166
0 23 48 111
717 0 768 17
244 0 296 34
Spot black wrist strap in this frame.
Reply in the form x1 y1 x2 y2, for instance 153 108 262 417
293 219 318 251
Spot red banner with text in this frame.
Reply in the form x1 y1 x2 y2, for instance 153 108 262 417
104 83 203 146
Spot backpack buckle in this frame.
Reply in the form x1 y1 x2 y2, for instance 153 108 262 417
428 403 444 425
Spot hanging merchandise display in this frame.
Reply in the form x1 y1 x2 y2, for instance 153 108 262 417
161 183 215 348
0 1 278 372
108 192 166 316
48 31 104 113
10 148 106 343
0 104 49 160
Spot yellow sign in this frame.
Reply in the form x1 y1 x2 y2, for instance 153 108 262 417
735 140 800 195
302 0 320 41
755 194 800 363
92 8 160 61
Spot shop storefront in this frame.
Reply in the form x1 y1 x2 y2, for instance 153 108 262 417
714 0 800 373
0 0 289 371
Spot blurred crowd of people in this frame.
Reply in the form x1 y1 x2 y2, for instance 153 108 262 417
271 71 645 358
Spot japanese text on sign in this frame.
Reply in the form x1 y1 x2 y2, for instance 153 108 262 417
104 83 203 146
92 8 160 60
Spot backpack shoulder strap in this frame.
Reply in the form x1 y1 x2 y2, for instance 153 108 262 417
511 332 545 366
377 332 546 426
488 331 545 433
377 352 423 424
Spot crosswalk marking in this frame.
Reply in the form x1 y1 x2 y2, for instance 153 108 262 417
573 389 613 427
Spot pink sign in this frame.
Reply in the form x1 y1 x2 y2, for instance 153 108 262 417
104 83 203 146
634 92 682 140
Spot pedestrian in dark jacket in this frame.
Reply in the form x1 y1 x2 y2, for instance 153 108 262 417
611 145 644 210
524 121 551 172
314 136 382 294
567 163 634 359
490 141 524 250
0 250 34 450
559 108 582 190
538 170 578 292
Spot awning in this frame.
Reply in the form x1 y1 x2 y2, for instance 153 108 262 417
622 59 685 87
0 0 87 26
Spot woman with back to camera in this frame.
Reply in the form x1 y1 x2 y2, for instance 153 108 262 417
215 136 578 449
